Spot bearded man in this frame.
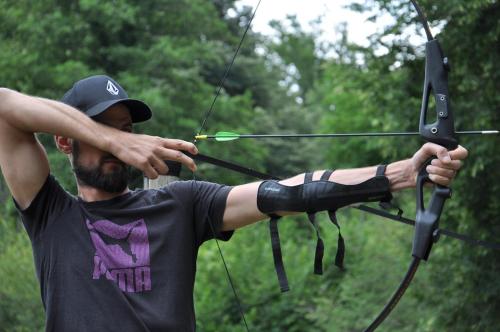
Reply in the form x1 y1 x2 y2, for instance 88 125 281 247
0 75 467 331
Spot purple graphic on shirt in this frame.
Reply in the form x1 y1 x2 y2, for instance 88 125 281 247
86 219 151 293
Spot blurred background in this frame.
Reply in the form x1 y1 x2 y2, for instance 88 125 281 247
0 0 498 331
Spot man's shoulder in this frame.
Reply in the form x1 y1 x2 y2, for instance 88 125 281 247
158 180 226 195
16 174 75 211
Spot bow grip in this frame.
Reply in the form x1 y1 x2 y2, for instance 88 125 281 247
412 157 452 260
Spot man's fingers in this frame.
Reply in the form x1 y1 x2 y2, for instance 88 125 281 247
158 147 197 172
426 164 456 179
449 145 468 160
428 174 451 186
149 155 169 175
430 158 462 171
159 138 198 171
418 142 449 164
142 162 160 180
163 138 198 155
112 134 199 175
422 142 468 163
431 144 452 164
411 143 468 188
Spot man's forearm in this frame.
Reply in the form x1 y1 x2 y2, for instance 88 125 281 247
279 159 414 192
223 159 416 230
0 88 115 151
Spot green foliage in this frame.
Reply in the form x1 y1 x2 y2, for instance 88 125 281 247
0 0 498 331
0 220 44 331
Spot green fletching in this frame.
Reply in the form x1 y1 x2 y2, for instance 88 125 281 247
215 131 240 141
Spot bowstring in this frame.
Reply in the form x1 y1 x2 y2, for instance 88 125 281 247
192 1 262 331
196 0 262 137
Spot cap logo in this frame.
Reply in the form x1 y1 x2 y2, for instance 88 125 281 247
106 80 119 96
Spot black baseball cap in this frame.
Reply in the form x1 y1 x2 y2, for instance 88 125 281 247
61 75 152 123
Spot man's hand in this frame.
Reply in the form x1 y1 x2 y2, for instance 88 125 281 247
410 143 468 186
108 131 198 179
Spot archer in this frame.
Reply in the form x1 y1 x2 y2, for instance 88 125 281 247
0 75 467 331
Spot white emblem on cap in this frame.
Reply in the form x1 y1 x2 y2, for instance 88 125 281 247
106 80 119 95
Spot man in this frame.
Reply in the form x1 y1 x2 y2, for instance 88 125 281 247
0 75 467 331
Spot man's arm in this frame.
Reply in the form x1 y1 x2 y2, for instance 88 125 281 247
221 143 468 231
0 88 198 209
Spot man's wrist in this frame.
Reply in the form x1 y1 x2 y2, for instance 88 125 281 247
95 123 121 154
386 159 415 192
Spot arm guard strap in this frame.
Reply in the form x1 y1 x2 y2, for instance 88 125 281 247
259 166 392 292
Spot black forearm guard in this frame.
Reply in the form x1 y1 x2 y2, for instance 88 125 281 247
257 174 392 214
260 167 393 293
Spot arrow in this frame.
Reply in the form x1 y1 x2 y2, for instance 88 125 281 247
195 130 499 141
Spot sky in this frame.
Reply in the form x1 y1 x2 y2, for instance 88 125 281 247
236 0 393 47
235 0 428 49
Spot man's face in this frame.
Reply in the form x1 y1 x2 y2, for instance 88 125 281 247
72 104 133 193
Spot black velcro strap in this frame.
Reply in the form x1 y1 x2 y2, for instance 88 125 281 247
304 172 314 183
375 165 404 217
328 210 345 269
307 170 333 275
321 170 344 270
320 170 334 181
307 213 325 275
321 168 346 270
269 215 290 292
376 164 387 177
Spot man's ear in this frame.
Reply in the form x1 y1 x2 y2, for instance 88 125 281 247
55 136 73 154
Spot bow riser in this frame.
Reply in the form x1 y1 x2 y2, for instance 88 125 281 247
413 38 459 261
420 39 458 149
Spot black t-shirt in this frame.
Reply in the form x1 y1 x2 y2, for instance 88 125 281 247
15 175 233 332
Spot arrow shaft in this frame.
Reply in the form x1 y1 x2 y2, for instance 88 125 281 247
198 130 498 140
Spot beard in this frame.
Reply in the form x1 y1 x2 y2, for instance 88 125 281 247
72 141 129 193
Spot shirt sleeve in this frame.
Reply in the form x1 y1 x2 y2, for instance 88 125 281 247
13 174 74 240
168 180 234 246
